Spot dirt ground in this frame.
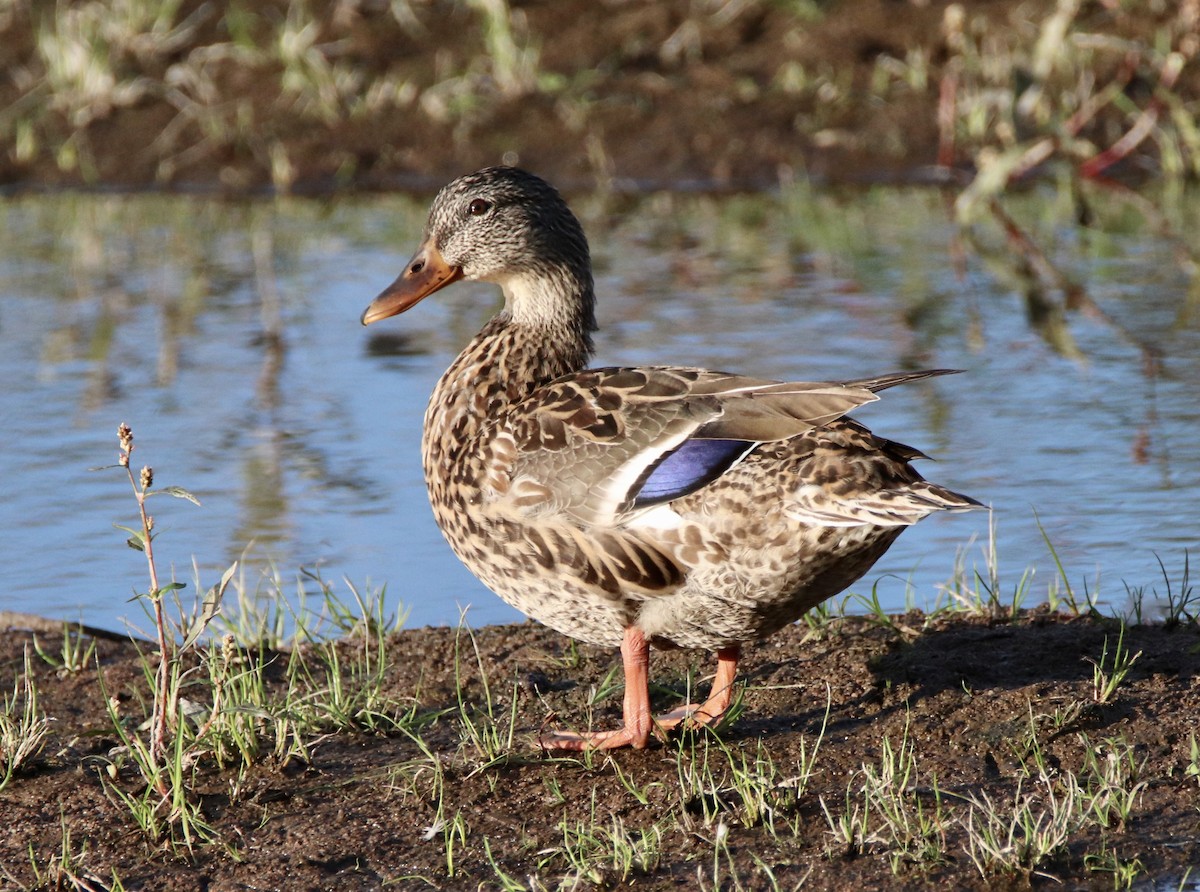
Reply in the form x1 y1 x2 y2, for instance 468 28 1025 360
1 610 1198 890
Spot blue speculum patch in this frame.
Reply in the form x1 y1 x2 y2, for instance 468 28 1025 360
633 438 754 508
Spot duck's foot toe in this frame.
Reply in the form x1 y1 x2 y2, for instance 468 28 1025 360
540 725 652 751
537 635 741 751
539 704 727 751
654 702 727 732
658 646 740 732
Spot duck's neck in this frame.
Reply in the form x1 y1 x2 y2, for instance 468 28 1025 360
422 269 596 477
501 265 597 337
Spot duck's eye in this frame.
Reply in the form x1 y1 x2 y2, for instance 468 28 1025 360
467 198 492 216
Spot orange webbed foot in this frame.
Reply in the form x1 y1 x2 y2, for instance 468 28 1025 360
539 637 742 751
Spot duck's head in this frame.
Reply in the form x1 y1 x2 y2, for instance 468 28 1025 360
362 167 595 331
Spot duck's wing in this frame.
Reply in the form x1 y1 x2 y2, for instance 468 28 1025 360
486 366 881 528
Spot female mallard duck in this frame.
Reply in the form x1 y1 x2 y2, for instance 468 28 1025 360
362 167 981 750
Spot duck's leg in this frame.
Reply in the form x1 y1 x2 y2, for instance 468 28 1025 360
655 645 741 730
543 626 655 751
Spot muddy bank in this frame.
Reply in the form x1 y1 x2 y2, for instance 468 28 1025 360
1 610 1197 889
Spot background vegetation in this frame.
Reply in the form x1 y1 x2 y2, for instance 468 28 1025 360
2 0 1197 193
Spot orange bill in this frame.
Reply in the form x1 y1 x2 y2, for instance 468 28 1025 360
361 239 464 325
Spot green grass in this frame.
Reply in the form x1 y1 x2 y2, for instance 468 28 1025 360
85 423 436 853
0 649 50 791
453 620 522 773
673 690 829 840
3 812 128 892
809 692 1163 885
1088 623 1143 706
9 0 552 189
551 808 667 885
958 776 1081 881
860 725 951 873
31 625 96 676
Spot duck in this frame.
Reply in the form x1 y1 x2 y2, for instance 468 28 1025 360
361 166 982 750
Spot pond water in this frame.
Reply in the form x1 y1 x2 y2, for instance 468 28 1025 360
1 185 1197 635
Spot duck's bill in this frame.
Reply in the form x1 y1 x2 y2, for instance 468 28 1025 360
361 240 464 325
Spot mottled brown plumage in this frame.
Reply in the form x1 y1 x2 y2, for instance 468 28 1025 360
362 167 982 749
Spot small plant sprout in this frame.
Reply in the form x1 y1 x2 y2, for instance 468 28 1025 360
453 617 519 772
32 624 96 676
110 423 207 765
940 513 1033 619
1154 550 1196 627
1083 843 1144 889
95 422 236 841
14 812 121 892
1080 736 1147 830
819 784 871 858
959 776 1082 880
0 648 51 790
1088 624 1142 705
858 724 950 873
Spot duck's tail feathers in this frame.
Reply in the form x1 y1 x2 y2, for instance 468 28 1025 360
842 369 963 394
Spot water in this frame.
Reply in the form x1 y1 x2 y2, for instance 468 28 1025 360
1 186 1197 634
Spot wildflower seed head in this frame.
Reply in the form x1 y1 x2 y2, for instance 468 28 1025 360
140 466 153 490
118 423 133 452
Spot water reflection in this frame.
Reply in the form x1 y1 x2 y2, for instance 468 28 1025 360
1 186 1196 632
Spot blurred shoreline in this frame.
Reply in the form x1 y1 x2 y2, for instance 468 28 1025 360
3 0 1195 194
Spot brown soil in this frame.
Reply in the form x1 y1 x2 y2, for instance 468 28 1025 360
1 0 1191 192
2 611 1198 889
